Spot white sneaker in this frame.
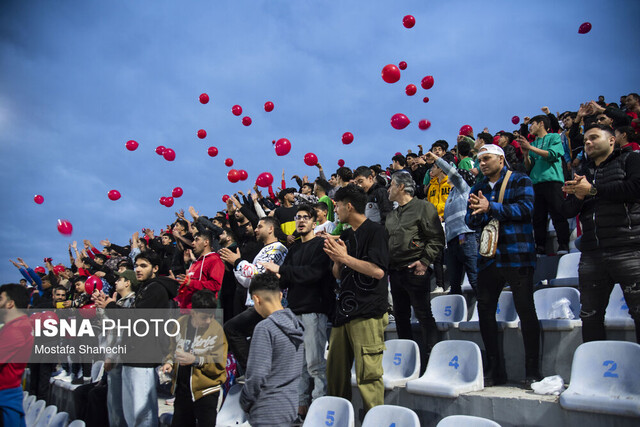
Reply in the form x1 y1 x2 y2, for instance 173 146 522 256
53 370 69 380
432 286 444 293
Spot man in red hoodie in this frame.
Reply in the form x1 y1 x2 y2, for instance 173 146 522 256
176 230 225 308
0 283 35 427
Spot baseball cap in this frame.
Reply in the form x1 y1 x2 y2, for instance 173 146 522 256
116 269 139 289
477 144 505 159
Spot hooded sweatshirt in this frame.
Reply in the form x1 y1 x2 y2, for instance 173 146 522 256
240 308 304 426
176 252 225 308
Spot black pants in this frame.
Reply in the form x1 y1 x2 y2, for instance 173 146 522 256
28 363 54 401
223 307 263 372
579 249 640 343
432 249 444 288
532 181 570 248
172 387 219 427
477 264 540 375
73 382 108 427
389 267 439 371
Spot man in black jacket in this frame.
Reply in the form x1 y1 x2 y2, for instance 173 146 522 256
561 124 640 343
261 204 335 421
354 166 393 224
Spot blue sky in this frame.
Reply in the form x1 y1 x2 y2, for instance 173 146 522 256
1 0 639 280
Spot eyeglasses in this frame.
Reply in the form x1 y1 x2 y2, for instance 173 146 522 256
294 215 312 221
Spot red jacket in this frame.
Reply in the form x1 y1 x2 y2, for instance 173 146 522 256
176 252 225 308
0 315 34 390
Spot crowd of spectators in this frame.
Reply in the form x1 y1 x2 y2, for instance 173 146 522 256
3 92 639 426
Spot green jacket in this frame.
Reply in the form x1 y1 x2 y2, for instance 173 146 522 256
527 133 565 184
385 197 445 269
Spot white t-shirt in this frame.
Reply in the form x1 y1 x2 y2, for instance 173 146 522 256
314 220 336 235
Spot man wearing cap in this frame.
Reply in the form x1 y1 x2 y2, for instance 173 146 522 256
466 144 541 388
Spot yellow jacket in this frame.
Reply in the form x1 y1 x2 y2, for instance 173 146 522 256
427 175 451 217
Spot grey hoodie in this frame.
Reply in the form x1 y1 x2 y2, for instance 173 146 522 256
240 308 304 426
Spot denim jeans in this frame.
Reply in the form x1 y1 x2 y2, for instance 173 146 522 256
121 366 158 427
296 313 328 407
579 249 640 343
389 267 439 370
446 232 478 295
107 365 126 427
477 264 540 376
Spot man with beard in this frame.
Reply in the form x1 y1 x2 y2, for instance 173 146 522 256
261 204 334 422
219 217 288 373
174 231 224 308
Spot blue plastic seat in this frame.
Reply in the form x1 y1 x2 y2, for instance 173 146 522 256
361 405 420 427
548 253 580 287
303 396 354 427
533 287 582 330
216 384 249 427
381 339 421 389
406 340 483 398
431 295 468 331
560 341 640 417
34 404 58 427
459 291 519 331
604 284 635 329
437 415 501 426
25 399 46 427
47 411 70 427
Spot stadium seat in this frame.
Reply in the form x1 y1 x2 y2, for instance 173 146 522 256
24 394 36 413
406 340 483 398
431 295 468 331
461 274 473 293
216 384 249 427
47 412 69 427
548 253 580 287
604 284 635 329
361 405 420 427
34 404 57 427
91 361 104 383
437 415 501 426
533 287 582 330
68 420 86 427
303 396 354 427
533 255 561 286
459 291 519 331
560 341 640 417
25 399 46 427
381 339 421 389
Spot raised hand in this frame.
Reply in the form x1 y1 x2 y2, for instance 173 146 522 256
469 190 490 215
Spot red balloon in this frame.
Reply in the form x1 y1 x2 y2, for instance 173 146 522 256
163 148 176 161
197 129 207 139
395 152 402 156
304 152 318 166
493 135 501 145
108 190 121 201
239 170 248 181
227 169 241 183
423 97 430 103
57 219 73 235
337 159 345 167
405 84 417 96
255 172 274 188
398 61 407 70
208 146 218 157
418 119 431 130
126 140 138 151
78 304 97 319
459 125 474 136
381 64 401 84
172 187 183 198
390 113 411 130
264 101 274 112
342 132 354 145
512 115 520 125
421 75 434 90
225 158 234 167
222 195 230 203
34 195 44 204
275 138 291 156
232 105 243 116
155 145 165 155
578 22 592 34
403 15 416 28
164 197 174 207
160 197 167 206
242 116 252 126
84 275 103 294
199 93 209 104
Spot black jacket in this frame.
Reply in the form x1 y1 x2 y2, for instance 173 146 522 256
561 148 640 252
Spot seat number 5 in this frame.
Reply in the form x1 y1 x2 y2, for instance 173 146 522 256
393 353 402 365
325 410 335 426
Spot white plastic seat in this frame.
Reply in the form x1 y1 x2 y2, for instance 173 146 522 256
533 287 582 330
25 399 46 427
91 361 104 383
431 295 468 331
23 394 36 413
548 253 580 287
437 415 501 426
560 341 640 417
406 340 483 398
68 420 86 427
461 274 473 293
216 384 249 427
604 284 635 329
303 396 354 427
47 411 69 427
361 405 420 427
459 292 519 331
34 404 58 427
381 339 421 389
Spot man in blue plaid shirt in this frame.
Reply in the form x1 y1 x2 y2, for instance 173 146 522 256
465 144 541 388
